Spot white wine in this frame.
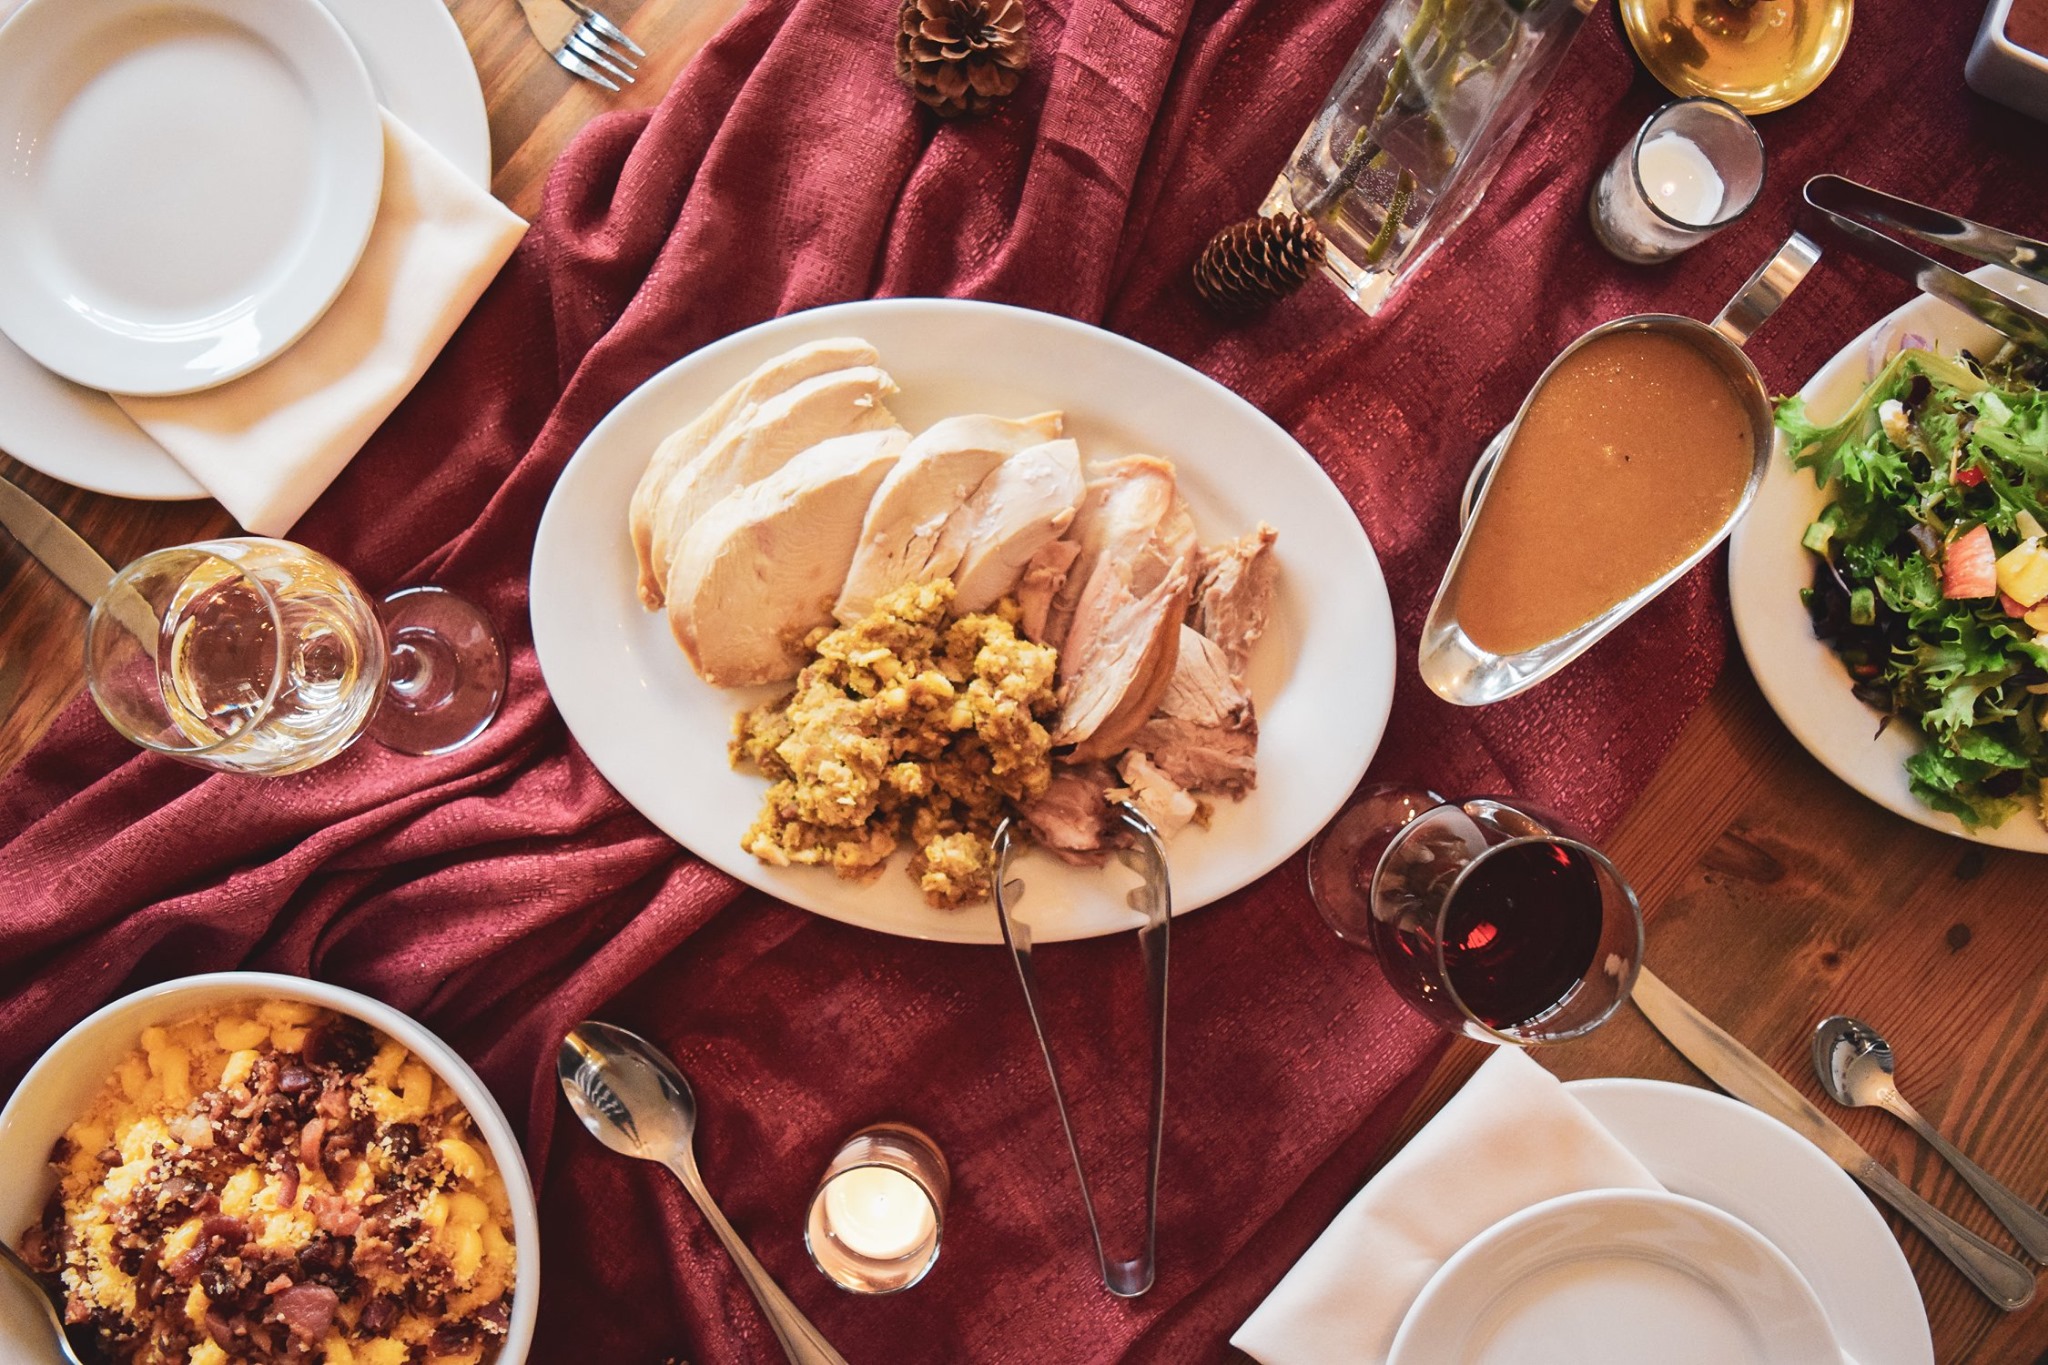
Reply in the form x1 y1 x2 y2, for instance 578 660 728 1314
1620 0 1854 114
154 541 386 775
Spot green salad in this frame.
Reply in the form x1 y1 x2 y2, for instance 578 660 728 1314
1779 341 2048 828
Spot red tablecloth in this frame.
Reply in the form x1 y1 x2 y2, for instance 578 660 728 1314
3 0 2041 1360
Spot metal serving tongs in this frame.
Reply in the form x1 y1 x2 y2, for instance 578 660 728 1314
1804 174 2048 349
991 804 1170 1298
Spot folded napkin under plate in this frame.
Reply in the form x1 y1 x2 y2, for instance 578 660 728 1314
110 111 525 536
1232 1048 1662 1365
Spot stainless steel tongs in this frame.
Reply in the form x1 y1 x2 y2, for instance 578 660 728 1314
991 803 1170 1297
1804 174 2048 349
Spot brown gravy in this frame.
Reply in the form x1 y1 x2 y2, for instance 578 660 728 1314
2009 0 2048 55
1455 329 1754 655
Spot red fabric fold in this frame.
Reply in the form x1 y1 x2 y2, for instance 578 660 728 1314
2 0 2039 1359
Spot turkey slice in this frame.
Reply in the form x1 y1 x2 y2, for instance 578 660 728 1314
629 338 878 608
666 428 908 686
647 365 900 604
1049 457 1199 760
834 411 1063 623
938 438 1086 614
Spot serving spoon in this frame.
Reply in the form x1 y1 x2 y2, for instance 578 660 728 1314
1813 1015 2048 1261
557 1022 849 1365
0 1238 84 1365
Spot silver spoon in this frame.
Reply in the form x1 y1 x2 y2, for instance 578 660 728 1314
557 1022 849 1365
0 1237 85 1365
1813 1015 2048 1261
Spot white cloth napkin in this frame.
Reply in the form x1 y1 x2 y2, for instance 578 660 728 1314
112 111 527 536
1231 1048 1664 1365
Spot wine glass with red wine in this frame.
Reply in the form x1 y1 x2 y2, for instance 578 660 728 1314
1307 787 1643 1044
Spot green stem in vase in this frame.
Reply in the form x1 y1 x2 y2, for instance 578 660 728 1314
1362 168 1416 263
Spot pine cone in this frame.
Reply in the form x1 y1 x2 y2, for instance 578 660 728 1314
1192 212 1329 319
896 0 1029 119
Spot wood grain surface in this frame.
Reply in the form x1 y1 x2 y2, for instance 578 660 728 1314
2 0 2045 1360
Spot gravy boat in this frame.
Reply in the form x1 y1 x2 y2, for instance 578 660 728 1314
1419 233 1820 706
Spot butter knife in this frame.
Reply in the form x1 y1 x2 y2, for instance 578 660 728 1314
0 472 161 646
1633 965 2037 1310
1804 175 2048 352
0 473 115 605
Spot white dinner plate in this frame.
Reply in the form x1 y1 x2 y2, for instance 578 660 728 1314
0 0 384 397
0 0 490 499
530 298 1398 944
1389 1188 1841 1365
1728 267 2048 851
1570 1077 1934 1365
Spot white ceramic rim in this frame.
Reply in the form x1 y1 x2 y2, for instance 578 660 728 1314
1727 265 2048 851
0 0 386 397
1387 1186 1840 1365
1569 1076 1932 1365
0 0 492 499
0 972 538 1365
1982 0 2048 71
530 296 1398 943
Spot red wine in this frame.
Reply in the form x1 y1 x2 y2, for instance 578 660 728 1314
1439 841 1604 1029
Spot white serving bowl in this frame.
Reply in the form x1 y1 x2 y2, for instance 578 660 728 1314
0 972 539 1363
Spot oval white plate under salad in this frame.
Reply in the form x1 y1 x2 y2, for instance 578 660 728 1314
1729 266 2048 852
531 299 1397 944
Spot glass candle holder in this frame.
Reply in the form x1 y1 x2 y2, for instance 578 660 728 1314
804 1124 948 1294
1589 97 1765 264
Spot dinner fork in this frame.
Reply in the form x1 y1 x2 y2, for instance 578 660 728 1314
517 0 645 91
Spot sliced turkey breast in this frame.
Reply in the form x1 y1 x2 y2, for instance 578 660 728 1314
938 438 1086 613
834 412 1064 624
1049 457 1199 761
1189 523 1278 680
629 338 879 608
1039 456 1186 655
1015 539 1081 646
647 365 900 603
665 428 907 686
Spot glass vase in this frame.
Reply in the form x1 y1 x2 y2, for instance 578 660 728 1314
1264 0 1596 315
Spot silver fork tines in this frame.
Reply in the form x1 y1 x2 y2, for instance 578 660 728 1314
517 0 642 91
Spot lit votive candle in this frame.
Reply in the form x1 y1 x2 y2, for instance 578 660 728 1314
805 1124 949 1293
1590 97 1764 264
1636 130 1725 226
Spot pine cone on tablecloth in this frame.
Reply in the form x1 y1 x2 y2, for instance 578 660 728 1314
896 0 1029 118
1192 212 1329 319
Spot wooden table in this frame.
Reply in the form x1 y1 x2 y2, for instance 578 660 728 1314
2 2 2043 1361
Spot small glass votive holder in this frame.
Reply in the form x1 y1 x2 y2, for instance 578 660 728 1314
804 1123 949 1294
1589 97 1765 264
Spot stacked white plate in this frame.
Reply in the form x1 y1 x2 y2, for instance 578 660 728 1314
0 0 491 498
1389 1078 1933 1365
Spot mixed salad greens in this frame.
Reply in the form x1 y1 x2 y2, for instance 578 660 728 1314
1779 341 2048 829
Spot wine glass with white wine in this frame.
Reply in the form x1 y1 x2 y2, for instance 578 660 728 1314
85 538 505 775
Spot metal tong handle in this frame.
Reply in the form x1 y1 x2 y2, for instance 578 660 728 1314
1802 175 2048 351
1808 175 2048 285
992 804 1170 1298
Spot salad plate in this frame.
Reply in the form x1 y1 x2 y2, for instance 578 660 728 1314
0 0 491 498
1387 1188 1839 1365
0 0 385 397
531 298 1397 944
1728 266 2048 851
1570 1078 1933 1365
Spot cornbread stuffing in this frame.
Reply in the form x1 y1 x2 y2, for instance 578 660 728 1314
732 578 1059 906
16 1002 516 1365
